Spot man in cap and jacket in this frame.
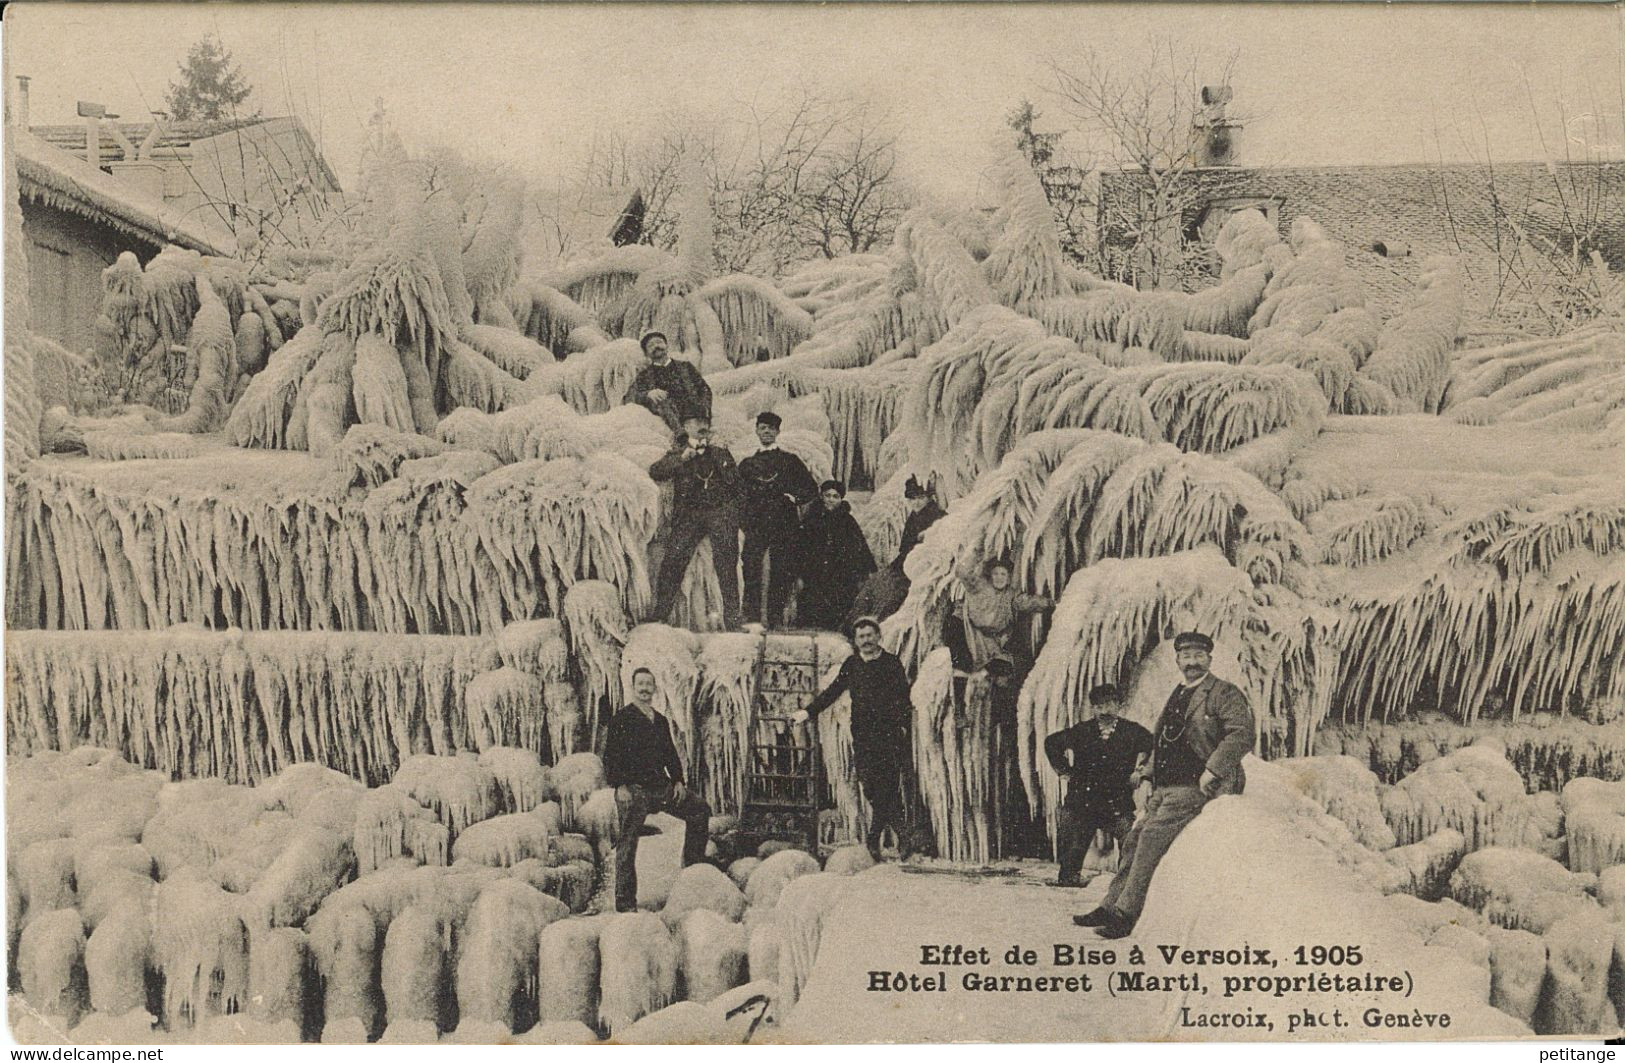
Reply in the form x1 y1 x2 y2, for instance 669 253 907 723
625 330 712 437
737 411 817 627
792 617 914 861
648 415 743 630
1074 631 1255 939
1045 683 1152 887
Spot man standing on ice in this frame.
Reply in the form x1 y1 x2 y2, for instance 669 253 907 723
605 667 712 912
1073 632 1254 939
850 475 944 622
737 411 817 628
625 330 712 437
791 617 914 861
1045 683 1152 888
648 415 743 631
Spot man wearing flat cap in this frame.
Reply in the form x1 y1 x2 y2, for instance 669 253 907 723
625 330 712 437
1045 683 1152 887
737 411 817 627
1074 631 1254 939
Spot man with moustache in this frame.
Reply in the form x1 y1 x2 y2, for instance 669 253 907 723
647 415 742 630
792 617 914 861
605 667 711 912
626 330 712 437
1044 683 1152 888
1073 632 1254 939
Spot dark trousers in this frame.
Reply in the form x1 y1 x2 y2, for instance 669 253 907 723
1100 784 1207 924
741 528 793 626
613 783 711 912
857 760 911 859
796 581 858 632
1055 797 1136 881
651 509 740 629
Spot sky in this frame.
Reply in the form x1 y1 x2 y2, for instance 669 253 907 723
4 2 1622 207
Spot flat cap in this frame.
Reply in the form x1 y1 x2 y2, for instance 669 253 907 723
1173 631 1214 652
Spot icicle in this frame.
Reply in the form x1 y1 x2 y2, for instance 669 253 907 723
152 872 251 1028
695 632 762 819
391 754 501 842
464 667 548 753
562 581 630 741
1018 548 1256 829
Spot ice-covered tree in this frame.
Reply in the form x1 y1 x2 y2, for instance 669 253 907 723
527 160 815 367
1005 99 1092 267
1045 40 1249 289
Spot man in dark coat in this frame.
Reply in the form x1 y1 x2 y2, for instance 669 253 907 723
793 617 913 860
625 330 712 436
794 480 875 631
1074 632 1255 939
849 475 944 624
648 416 742 630
604 667 711 911
895 475 945 571
1045 683 1152 887
737 411 817 628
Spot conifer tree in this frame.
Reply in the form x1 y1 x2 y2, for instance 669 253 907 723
164 35 254 121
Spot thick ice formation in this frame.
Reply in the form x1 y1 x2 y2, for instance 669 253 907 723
597 912 679 1036
1380 742 1534 852
677 908 747 1004
1559 777 1625 873
1448 847 1599 933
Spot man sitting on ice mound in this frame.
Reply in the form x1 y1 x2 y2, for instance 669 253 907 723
606 666 713 912
1073 631 1255 939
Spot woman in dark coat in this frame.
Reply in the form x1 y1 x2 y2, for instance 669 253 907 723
794 479 876 631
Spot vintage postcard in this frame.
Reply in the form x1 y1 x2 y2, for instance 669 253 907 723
2 0 1622 1048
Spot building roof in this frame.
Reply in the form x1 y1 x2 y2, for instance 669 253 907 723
13 128 234 255
30 115 342 193
30 116 268 156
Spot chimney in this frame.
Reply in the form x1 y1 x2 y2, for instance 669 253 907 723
1194 84 1243 168
108 161 168 201
12 76 29 128
77 100 111 170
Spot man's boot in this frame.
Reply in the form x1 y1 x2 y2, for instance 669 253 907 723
1073 906 1112 927
1096 909 1134 940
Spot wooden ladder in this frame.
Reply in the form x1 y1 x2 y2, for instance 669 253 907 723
738 632 825 855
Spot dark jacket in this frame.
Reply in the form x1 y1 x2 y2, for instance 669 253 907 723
895 498 945 571
1149 672 1255 796
603 703 686 790
649 442 740 518
849 565 910 625
1045 717 1153 816
737 447 817 537
625 359 712 425
795 501 876 628
804 649 911 766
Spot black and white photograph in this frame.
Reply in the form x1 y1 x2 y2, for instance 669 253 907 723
1 0 1623 1048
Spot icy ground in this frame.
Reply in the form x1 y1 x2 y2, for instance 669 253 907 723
780 785 1533 1042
